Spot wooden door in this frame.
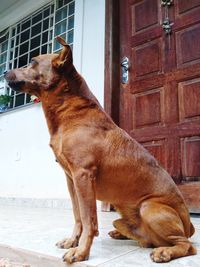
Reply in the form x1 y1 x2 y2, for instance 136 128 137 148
119 0 200 212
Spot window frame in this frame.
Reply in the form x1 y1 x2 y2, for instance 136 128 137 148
0 0 75 112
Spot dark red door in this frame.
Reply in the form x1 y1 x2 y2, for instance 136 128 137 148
119 0 200 212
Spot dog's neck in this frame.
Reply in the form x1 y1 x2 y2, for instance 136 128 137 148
66 66 100 105
40 66 101 135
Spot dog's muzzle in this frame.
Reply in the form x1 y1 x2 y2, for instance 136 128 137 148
8 81 25 91
4 71 25 92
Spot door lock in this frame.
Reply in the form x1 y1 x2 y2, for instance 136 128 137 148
162 18 173 35
121 57 129 84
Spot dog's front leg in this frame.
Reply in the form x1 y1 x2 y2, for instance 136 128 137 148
62 168 98 263
56 174 82 249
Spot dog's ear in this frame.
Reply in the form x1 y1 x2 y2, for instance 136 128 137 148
52 36 73 69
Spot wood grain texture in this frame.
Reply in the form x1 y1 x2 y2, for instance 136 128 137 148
103 0 120 211
118 0 200 211
104 0 200 211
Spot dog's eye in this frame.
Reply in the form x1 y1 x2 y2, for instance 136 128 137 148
31 59 38 66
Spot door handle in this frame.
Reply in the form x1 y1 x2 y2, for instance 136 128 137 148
121 57 129 84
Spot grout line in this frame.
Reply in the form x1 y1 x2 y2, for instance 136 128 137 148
96 248 140 267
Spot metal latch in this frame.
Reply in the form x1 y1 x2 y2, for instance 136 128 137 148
162 18 173 35
161 0 173 6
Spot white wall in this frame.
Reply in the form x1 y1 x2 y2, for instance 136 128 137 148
0 0 105 200
0 105 66 199
74 0 105 106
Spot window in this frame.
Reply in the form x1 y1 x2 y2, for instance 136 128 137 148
0 0 75 111
0 31 9 94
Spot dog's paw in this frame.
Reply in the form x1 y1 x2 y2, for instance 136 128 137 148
108 229 129 240
62 247 89 263
56 237 79 249
150 247 172 263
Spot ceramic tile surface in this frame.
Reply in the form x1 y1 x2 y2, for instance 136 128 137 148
0 204 200 267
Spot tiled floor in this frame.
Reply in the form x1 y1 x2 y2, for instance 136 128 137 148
0 204 200 267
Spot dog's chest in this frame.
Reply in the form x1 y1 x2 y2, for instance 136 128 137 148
49 135 72 175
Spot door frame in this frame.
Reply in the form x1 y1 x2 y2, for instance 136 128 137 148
104 0 120 125
102 0 120 211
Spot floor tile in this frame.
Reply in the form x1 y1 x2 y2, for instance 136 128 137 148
0 205 200 267
97 248 200 267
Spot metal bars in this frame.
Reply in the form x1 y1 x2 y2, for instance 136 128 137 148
0 0 75 111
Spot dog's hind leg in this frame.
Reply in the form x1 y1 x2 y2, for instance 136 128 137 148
108 219 131 240
109 217 153 247
139 201 197 262
56 175 82 249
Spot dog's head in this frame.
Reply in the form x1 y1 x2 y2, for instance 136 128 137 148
4 36 73 97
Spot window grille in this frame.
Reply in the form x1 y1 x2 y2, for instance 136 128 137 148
0 0 75 111
0 30 9 94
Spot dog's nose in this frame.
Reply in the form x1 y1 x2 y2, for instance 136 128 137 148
3 70 8 76
4 70 16 81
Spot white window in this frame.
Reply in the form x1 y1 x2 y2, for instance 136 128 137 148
0 0 75 111
0 31 9 93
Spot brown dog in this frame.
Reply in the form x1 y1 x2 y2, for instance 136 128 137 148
5 36 196 263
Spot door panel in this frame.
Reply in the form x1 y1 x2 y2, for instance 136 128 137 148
132 0 159 33
176 0 200 15
134 87 164 128
178 78 200 121
133 40 162 78
176 24 200 67
119 0 200 211
181 137 200 178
